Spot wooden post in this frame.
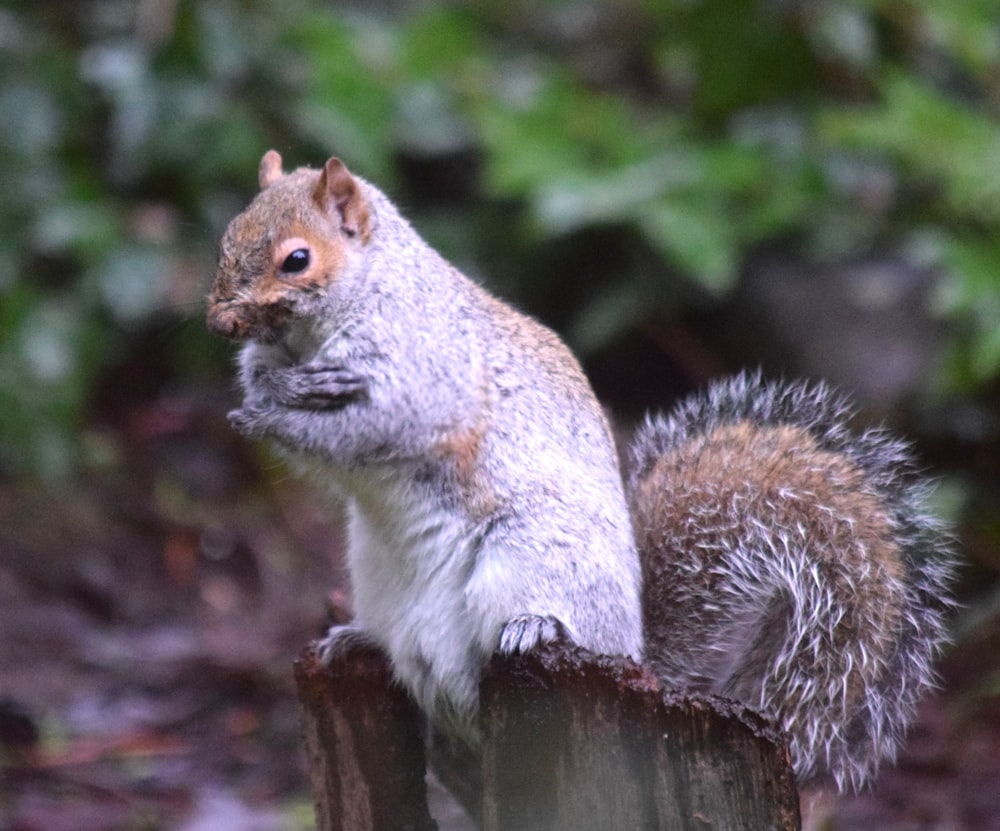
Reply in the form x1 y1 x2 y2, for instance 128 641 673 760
294 643 438 831
478 641 800 831
295 639 801 831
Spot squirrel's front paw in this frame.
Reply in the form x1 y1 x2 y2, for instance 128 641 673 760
316 623 376 664
498 614 571 655
271 363 368 410
227 407 270 438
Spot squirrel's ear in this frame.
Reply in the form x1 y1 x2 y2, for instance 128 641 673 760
259 150 284 189
313 156 370 241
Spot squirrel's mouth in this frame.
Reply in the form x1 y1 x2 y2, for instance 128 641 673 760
206 299 292 343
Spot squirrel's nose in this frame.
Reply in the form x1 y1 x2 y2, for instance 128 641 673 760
205 301 243 340
206 299 290 343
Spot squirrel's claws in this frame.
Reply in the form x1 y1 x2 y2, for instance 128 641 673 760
316 624 376 664
227 407 262 437
498 614 571 655
284 364 367 409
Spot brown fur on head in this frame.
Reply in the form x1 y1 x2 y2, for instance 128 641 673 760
206 150 372 342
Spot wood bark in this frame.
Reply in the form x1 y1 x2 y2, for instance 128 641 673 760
479 640 801 831
294 643 438 831
295 639 801 831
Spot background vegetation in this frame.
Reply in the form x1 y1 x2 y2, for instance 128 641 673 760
2 0 1000 478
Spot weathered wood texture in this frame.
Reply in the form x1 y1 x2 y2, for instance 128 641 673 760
480 641 801 831
426 729 483 827
294 643 438 831
295 640 801 831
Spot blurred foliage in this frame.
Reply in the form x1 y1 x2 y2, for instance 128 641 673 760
2 0 1000 477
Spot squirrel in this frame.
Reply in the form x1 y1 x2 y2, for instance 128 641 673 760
207 150 955 793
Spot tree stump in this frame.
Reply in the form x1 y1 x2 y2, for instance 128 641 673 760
294 639 801 831
294 643 438 831
479 640 801 831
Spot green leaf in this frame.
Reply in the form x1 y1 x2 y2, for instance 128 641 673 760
531 154 699 234
939 234 1000 384
822 72 1000 223
567 280 646 356
399 6 483 79
473 66 665 196
639 197 739 293
31 199 120 263
284 14 397 177
903 0 1000 76
94 244 174 324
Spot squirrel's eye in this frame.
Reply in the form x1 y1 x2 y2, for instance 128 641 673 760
280 248 311 274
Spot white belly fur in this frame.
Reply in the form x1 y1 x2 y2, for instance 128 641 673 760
343 468 492 735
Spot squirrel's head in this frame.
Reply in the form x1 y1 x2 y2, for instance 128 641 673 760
206 150 372 342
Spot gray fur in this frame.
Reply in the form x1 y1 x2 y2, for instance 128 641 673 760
228 174 643 741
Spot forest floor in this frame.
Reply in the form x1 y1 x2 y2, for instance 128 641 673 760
2 383 1000 831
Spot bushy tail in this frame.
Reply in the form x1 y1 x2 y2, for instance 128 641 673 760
627 371 956 792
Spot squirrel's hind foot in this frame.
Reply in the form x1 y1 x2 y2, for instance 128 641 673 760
497 614 571 655
316 623 378 665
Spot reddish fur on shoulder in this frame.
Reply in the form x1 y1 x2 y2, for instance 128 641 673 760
434 423 502 522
